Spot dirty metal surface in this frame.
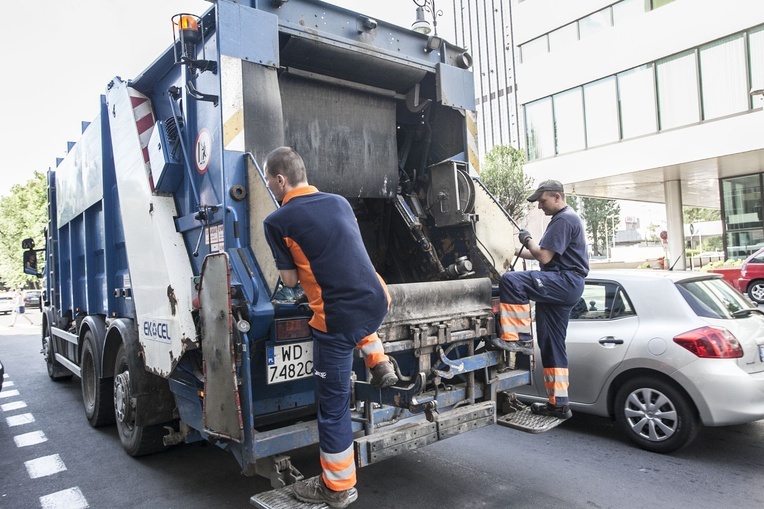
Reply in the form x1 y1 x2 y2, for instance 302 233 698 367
250 476 333 509
497 406 566 434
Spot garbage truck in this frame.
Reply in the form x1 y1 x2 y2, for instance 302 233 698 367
23 0 555 504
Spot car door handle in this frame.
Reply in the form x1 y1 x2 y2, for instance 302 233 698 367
599 337 624 345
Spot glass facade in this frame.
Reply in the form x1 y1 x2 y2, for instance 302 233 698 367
699 35 748 120
722 174 764 259
617 65 657 138
519 0 675 63
750 26 764 92
579 8 612 40
584 77 620 147
524 24 764 161
656 51 699 130
553 88 585 153
524 97 554 160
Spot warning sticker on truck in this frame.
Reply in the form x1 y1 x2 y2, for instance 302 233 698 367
266 341 314 384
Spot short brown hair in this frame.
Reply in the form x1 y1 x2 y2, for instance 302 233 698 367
264 147 307 186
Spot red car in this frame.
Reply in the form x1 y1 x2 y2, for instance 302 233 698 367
737 247 764 303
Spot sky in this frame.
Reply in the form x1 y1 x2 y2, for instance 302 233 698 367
0 0 426 197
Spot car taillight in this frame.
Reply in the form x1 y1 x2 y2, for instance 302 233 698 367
673 326 743 358
491 297 500 314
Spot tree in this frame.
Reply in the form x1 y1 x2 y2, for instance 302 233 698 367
683 206 720 223
478 145 534 222
580 197 621 256
0 171 47 290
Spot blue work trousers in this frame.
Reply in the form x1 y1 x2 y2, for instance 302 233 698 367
499 270 584 370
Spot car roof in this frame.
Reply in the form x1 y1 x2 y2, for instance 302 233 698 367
587 268 722 283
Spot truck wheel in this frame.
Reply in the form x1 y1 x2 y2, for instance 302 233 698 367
747 280 764 304
113 343 167 456
81 331 115 427
44 327 73 382
614 376 698 453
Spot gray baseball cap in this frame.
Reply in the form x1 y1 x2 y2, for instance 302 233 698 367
527 180 564 202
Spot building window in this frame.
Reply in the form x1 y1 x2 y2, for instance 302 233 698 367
617 64 657 139
579 7 612 40
749 26 764 95
584 77 619 147
651 0 676 8
656 50 700 130
525 97 554 160
700 34 748 120
549 22 578 53
553 88 585 154
722 174 763 258
521 35 548 63
612 0 648 26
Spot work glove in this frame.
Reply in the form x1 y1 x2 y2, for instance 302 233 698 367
518 229 532 247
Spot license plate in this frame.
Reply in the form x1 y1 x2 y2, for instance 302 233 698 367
266 341 314 384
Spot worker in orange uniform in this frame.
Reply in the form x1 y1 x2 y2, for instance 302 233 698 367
491 180 588 420
263 147 397 508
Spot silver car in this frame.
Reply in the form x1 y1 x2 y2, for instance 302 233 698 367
515 269 764 453
0 293 14 315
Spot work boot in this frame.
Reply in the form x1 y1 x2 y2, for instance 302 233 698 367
489 337 533 356
530 402 572 420
292 475 358 508
370 360 398 388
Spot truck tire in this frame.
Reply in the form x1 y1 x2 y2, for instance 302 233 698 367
44 324 73 382
113 343 167 456
81 331 115 427
614 376 699 453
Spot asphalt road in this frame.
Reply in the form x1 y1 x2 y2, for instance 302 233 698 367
2 311 764 509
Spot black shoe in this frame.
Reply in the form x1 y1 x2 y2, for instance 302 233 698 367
530 402 572 420
489 337 533 355
292 476 358 508
370 360 398 388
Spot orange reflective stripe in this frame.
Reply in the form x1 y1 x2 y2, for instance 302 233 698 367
500 316 531 327
320 446 356 491
356 333 389 368
284 237 326 332
320 453 355 472
500 331 519 341
544 367 569 377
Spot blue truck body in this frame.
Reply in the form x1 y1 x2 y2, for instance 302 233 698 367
36 0 529 493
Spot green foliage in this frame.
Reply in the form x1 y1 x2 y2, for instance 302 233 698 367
579 197 621 256
0 172 47 289
700 258 742 271
683 206 720 224
478 145 533 223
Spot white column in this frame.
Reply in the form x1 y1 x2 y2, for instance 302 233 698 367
664 179 686 270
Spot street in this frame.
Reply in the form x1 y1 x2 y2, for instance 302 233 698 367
2 312 764 509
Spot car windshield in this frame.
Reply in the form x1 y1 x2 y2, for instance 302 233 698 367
676 277 754 319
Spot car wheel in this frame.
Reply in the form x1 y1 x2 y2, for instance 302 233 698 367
113 343 167 457
81 332 115 427
614 376 698 453
747 280 764 304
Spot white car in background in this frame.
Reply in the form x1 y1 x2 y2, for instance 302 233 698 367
515 269 764 453
0 293 14 315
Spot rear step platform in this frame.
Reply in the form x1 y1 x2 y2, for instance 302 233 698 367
497 404 567 434
250 476 329 509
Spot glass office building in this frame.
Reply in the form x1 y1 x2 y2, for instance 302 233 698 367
505 0 764 264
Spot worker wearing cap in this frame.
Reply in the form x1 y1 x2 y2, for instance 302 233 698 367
263 146 397 508
491 180 588 420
